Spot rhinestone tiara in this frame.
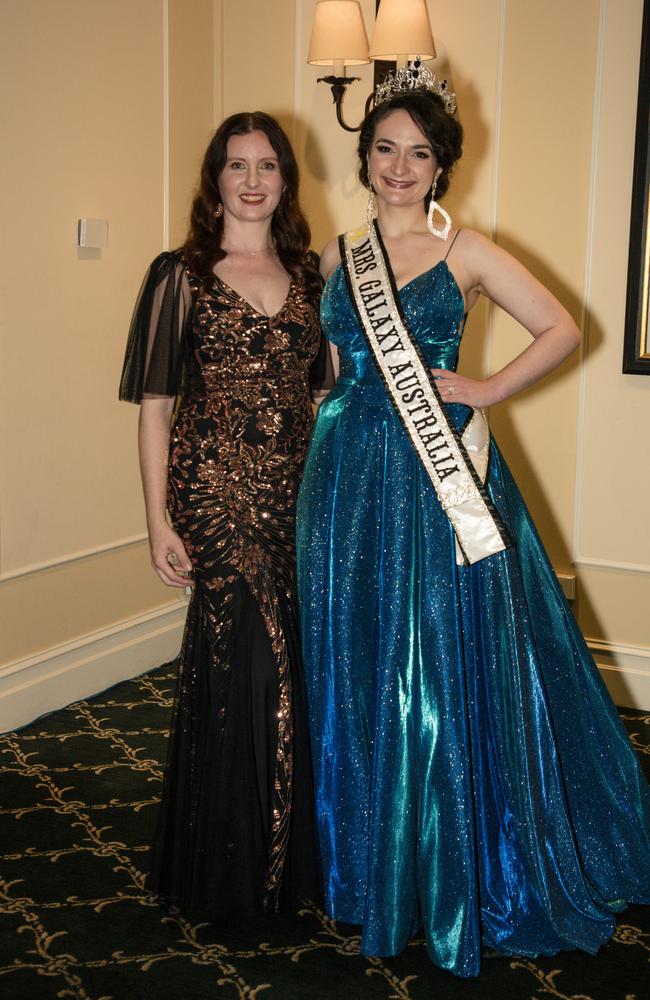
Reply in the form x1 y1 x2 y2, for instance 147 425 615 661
374 59 457 116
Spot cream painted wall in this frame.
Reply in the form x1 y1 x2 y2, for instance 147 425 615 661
1 0 165 574
569 0 650 706
0 0 216 727
1 0 648 723
169 0 218 245
221 0 296 129
489 0 598 570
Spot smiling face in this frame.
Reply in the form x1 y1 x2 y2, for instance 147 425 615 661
218 129 285 224
367 108 441 210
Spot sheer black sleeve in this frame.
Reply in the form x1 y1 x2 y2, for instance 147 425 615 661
309 329 336 397
119 251 192 403
305 251 336 398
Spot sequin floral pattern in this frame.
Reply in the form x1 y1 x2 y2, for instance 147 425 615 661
139 255 322 917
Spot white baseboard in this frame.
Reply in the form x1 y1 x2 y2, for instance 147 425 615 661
1 610 646 733
588 638 650 710
0 601 187 733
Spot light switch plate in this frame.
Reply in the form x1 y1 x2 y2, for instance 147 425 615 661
77 218 108 249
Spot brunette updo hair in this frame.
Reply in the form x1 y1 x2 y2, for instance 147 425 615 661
358 90 463 203
183 111 321 302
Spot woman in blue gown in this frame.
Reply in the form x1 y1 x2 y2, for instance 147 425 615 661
296 71 650 978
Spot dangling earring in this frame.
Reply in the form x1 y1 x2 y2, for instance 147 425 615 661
427 180 451 240
214 203 224 219
366 188 377 229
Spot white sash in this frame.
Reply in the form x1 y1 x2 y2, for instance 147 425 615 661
341 222 510 566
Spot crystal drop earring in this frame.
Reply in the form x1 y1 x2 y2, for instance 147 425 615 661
427 180 451 240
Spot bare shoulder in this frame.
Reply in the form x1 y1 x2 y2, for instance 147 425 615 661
452 228 499 264
452 229 574 335
319 237 342 280
452 228 530 283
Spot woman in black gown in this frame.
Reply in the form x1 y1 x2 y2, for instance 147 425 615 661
119 112 327 916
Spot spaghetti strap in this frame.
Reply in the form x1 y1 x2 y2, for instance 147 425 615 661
444 228 462 261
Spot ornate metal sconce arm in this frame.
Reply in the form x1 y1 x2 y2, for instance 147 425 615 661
317 75 363 133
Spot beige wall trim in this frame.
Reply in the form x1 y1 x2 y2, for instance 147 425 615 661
162 0 170 248
491 0 507 239
0 533 149 583
486 0 507 377
589 635 650 710
575 556 650 575
556 572 576 601
213 0 224 122
0 601 185 734
293 0 303 143
572 0 606 566
587 636 650 663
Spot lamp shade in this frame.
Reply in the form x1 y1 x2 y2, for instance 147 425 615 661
369 0 435 61
307 1 370 67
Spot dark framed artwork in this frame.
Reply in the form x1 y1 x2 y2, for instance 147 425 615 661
623 0 650 374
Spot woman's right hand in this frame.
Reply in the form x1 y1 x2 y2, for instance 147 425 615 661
148 521 194 588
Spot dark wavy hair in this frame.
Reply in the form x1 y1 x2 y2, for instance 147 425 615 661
183 112 321 302
358 90 463 207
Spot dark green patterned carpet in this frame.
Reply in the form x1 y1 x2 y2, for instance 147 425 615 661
0 661 648 1000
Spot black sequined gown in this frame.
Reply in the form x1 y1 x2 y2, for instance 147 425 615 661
120 251 325 915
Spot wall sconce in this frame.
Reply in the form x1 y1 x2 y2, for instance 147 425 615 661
308 0 436 133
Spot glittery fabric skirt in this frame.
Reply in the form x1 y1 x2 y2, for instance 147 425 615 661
296 379 650 977
147 393 321 917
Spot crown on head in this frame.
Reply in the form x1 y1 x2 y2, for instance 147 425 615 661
374 59 457 116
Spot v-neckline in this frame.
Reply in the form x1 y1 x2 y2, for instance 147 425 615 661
329 257 465 312
212 271 293 322
396 259 445 295
373 219 466 311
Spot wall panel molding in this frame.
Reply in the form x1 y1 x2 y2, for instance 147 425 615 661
486 0 508 378
575 555 650 575
0 600 186 733
293 0 303 144
572 0 606 566
0 533 149 583
572 0 648 578
589 635 650 708
162 0 170 248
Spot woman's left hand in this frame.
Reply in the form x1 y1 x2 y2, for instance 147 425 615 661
430 369 500 409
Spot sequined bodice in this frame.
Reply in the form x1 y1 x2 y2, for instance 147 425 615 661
186 274 319 395
168 272 320 550
321 261 465 380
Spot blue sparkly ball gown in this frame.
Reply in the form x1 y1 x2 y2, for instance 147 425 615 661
295 230 650 978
